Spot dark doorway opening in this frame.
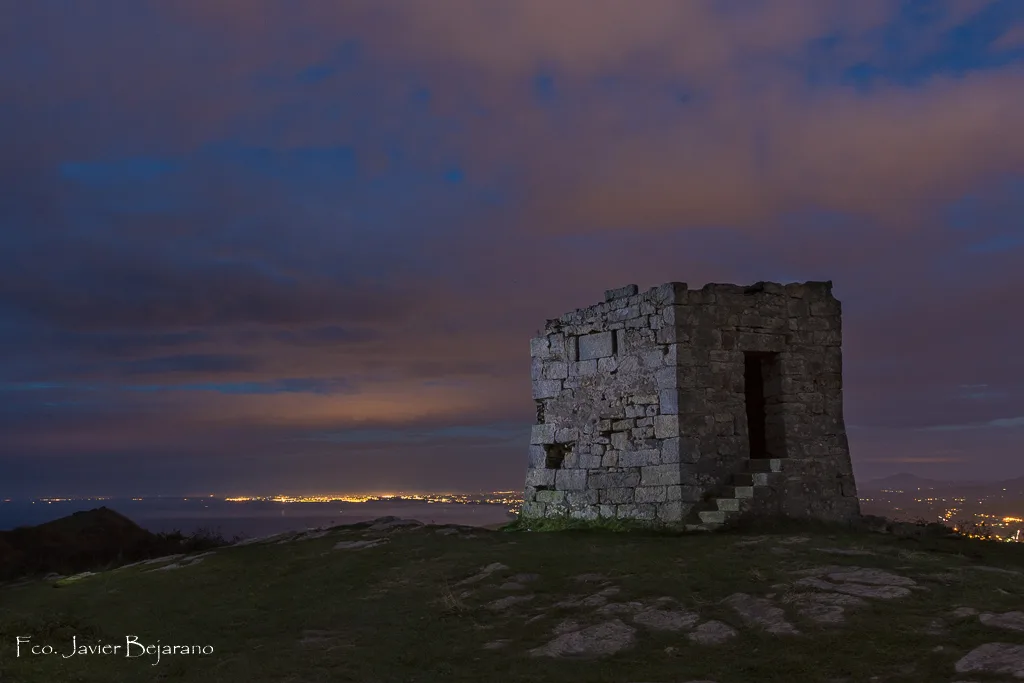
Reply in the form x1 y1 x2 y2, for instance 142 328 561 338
744 352 772 459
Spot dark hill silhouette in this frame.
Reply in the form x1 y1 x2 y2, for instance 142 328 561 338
0 506 227 581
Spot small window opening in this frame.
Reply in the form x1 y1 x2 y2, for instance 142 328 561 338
543 443 570 469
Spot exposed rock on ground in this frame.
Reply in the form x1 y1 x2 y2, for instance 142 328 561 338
687 620 738 645
632 606 700 631
980 611 1024 633
954 642 1024 678
529 619 637 658
723 592 800 635
455 562 509 586
333 539 389 551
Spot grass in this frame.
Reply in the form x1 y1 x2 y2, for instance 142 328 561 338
1 519 1023 683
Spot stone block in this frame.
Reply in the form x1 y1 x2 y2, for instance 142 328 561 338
737 332 785 353
666 436 700 463
555 469 588 491
634 485 667 503
608 305 640 323
554 427 578 443
521 501 546 517
659 389 680 414
640 464 681 486
530 357 544 381
599 487 635 504
525 468 555 488
566 336 579 362
576 359 598 376
528 445 547 468
568 506 600 521
812 330 842 346
566 490 600 507
662 305 685 326
616 503 656 520
535 490 565 504
542 361 568 380
577 454 602 469
610 432 629 450
656 326 680 344
618 449 661 467
597 356 618 373
530 424 555 445
810 300 840 317
601 451 619 467
543 503 568 518
532 380 562 399
653 415 679 439
605 284 639 301
673 485 702 502
616 354 641 377
654 366 676 389
578 331 615 360
651 282 688 305
657 502 684 522
530 336 551 358
545 333 566 358
588 471 640 489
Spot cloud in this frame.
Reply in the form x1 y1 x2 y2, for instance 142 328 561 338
920 416 1024 431
993 21 1024 50
120 354 259 376
2 0 1024 493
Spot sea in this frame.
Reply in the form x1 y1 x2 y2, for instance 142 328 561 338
0 497 518 540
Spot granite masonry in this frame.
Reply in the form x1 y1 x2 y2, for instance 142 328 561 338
521 281 860 530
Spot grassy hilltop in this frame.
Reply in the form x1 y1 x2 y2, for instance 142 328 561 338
2 517 1024 683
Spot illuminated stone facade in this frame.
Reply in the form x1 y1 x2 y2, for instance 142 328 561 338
521 281 860 529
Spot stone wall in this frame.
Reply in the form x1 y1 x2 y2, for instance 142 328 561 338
521 280 861 526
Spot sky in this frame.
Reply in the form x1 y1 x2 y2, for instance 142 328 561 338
1 0 1023 497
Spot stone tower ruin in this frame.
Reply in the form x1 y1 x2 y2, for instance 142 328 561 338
521 281 860 529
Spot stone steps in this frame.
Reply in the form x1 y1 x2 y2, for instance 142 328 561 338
684 458 787 530
745 458 783 473
698 510 728 524
732 472 777 486
720 485 754 499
